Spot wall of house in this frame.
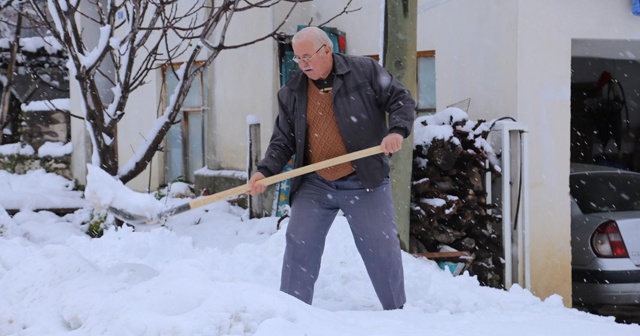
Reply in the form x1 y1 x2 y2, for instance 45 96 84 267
71 0 214 191
271 0 640 307
273 0 540 297
119 2 214 191
407 0 640 308
69 2 167 190
117 71 164 192
208 6 278 171
210 0 383 172
210 0 640 308
515 0 640 306
66 0 640 307
418 1 519 117
418 0 556 303
275 0 382 57
70 3 98 187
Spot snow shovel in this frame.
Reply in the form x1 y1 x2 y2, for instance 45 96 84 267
108 145 384 225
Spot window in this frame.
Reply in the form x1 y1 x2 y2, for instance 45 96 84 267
163 64 208 184
365 51 436 115
417 50 436 115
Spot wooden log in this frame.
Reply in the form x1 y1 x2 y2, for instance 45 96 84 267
410 115 504 288
412 251 474 263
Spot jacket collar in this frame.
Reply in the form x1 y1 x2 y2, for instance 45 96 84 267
286 53 351 90
332 53 350 76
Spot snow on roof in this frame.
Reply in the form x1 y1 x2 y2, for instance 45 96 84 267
0 36 64 55
21 98 70 112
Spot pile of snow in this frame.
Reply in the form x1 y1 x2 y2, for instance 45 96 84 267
84 164 165 219
0 169 87 210
21 98 70 112
0 36 64 54
413 107 501 171
0 170 639 335
0 141 71 158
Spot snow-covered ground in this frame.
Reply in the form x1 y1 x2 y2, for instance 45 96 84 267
1 168 640 336
0 108 638 334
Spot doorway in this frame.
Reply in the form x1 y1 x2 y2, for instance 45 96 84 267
571 39 640 170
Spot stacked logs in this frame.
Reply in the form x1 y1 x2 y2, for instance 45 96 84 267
409 110 504 289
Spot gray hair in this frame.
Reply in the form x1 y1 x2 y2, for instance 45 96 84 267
292 27 333 51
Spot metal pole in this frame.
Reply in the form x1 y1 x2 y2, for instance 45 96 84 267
522 129 531 288
501 125 513 289
248 122 262 218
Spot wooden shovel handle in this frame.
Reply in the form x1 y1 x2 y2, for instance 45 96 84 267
188 145 383 209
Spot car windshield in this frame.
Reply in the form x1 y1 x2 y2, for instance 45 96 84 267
570 172 640 214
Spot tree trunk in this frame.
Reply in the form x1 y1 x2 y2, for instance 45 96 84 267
384 0 417 251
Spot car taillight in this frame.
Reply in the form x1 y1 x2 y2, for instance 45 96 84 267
590 221 629 258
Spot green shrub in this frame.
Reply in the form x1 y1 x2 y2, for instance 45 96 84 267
86 212 108 238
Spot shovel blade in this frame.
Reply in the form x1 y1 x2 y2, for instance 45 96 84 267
108 206 157 225
107 202 189 225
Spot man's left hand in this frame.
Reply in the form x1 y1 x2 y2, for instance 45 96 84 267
381 133 404 156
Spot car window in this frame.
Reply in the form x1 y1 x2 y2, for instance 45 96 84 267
570 172 640 214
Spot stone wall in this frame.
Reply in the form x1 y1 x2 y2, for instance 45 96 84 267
21 110 70 150
0 153 72 180
194 168 276 216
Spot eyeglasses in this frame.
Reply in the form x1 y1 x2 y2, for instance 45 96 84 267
292 44 326 64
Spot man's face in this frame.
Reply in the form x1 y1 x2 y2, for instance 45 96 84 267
292 39 330 80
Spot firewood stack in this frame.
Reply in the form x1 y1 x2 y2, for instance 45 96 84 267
409 108 504 289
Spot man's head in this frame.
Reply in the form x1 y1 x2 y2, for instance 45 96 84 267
291 27 334 81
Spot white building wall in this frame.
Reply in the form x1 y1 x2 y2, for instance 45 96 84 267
274 0 382 57
418 1 518 118
71 0 212 191
70 2 107 187
69 0 640 307
70 81 89 186
273 0 546 299
272 0 639 306
121 0 213 191
211 0 381 171
208 7 277 171
413 0 640 305
117 73 163 192
516 0 640 306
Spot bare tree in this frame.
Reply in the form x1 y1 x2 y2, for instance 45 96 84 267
25 0 357 183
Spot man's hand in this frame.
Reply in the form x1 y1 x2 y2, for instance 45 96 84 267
381 133 404 155
247 172 267 195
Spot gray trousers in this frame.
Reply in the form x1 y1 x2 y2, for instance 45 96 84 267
280 172 406 310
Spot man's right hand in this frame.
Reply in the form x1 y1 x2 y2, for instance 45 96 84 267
247 172 267 195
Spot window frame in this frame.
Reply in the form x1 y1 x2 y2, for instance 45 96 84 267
365 50 436 115
161 62 208 184
416 50 436 115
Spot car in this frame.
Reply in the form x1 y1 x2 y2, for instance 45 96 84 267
570 163 640 315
